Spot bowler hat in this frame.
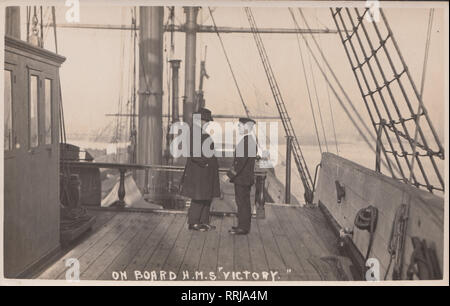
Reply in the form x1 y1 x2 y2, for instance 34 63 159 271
194 108 214 122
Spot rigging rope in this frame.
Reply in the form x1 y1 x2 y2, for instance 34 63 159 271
115 8 127 147
208 8 251 118
380 9 444 158
51 7 58 54
385 203 409 280
313 9 339 155
380 9 444 190
245 7 314 202
47 5 66 145
330 7 443 192
289 9 380 160
306 37 329 152
293 22 323 154
326 84 339 155
292 8 402 177
297 8 376 144
408 8 434 185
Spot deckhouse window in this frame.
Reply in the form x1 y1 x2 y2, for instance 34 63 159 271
44 79 53 144
29 75 39 148
4 70 13 150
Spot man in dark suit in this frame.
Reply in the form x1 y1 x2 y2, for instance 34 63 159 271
228 118 257 235
180 108 220 232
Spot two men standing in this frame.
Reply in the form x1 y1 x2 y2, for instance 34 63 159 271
180 108 220 232
180 108 257 235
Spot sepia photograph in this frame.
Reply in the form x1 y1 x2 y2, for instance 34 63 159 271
0 0 448 289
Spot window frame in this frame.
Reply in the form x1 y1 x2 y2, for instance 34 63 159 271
28 70 40 149
43 78 54 145
4 68 14 151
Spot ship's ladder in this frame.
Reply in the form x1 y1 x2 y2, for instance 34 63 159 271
244 7 314 203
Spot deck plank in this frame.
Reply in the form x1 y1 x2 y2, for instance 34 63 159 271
212 194 236 213
255 208 286 280
247 219 270 275
216 215 234 280
292 207 330 256
198 216 222 279
266 205 306 281
212 177 237 213
233 233 251 274
98 213 162 280
37 205 344 282
88 209 117 232
124 214 176 277
58 213 137 279
38 212 129 279
143 214 187 277
282 207 326 257
299 207 339 255
265 205 285 236
80 213 149 280
178 222 209 280
273 206 321 280
162 216 193 277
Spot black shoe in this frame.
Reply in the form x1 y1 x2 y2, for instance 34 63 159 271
188 224 207 232
229 228 249 235
202 224 216 231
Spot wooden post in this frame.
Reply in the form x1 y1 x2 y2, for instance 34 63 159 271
375 120 384 173
255 174 266 219
137 7 164 193
5 7 21 39
285 136 292 204
114 168 126 208
144 168 149 194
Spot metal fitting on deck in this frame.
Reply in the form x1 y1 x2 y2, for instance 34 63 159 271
339 227 354 239
335 180 346 203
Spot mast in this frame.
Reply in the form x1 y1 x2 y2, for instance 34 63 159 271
5 7 21 39
129 7 137 164
137 7 164 192
169 59 182 123
196 46 209 110
183 7 199 125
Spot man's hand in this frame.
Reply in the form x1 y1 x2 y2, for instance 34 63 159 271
226 168 237 182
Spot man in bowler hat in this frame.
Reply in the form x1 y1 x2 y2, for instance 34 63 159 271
180 108 220 231
228 118 257 235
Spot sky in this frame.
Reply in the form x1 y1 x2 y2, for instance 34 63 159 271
15 3 447 149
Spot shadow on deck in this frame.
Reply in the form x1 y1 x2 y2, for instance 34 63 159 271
37 201 355 282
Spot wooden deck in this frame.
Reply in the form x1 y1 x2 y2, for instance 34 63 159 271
37 203 353 282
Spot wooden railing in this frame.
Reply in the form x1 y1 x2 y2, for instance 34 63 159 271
62 161 267 218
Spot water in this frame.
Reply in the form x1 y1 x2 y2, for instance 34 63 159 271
274 142 445 201
69 138 444 201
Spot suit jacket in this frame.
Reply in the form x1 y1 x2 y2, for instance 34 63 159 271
232 135 257 186
180 126 220 200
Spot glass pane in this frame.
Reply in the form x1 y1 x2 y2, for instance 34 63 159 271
4 70 13 150
44 79 52 144
29 75 39 148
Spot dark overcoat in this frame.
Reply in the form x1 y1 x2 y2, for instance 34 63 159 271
232 135 257 186
180 128 220 200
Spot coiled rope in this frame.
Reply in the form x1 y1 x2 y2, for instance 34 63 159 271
354 205 378 261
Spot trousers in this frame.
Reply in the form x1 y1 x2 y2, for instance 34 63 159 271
188 199 212 225
234 184 252 232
